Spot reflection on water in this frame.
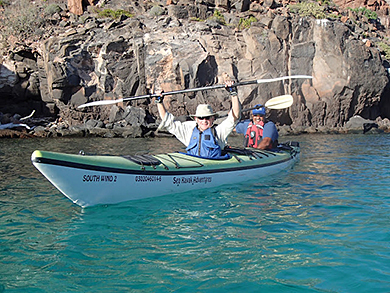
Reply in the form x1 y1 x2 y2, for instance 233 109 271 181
1 134 390 292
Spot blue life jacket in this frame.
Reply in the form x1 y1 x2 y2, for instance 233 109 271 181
186 127 223 159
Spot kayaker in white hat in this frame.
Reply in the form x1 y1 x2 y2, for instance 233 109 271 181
155 76 241 159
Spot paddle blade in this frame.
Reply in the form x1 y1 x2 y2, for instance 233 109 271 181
265 95 293 109
77 98 124 109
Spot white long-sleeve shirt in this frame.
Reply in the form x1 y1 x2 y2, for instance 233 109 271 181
158 111 237 150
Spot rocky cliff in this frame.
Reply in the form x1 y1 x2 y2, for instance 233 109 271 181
1 0 390 137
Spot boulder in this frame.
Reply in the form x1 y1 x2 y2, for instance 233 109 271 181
345 115 380 133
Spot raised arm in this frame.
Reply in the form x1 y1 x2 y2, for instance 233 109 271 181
222 72 241 121
155 91 167 120
224 79 241 121
231 90 240 121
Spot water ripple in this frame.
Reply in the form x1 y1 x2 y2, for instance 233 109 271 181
1 135 390 292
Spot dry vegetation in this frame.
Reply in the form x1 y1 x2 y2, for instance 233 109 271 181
0 0 67 49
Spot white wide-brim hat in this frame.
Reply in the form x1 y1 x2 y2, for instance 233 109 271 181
190 104 218 118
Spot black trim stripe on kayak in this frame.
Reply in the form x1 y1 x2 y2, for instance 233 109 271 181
32 154 296 176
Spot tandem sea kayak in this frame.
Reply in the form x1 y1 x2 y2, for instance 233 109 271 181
31 142 300 208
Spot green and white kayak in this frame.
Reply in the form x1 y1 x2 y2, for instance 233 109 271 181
31 142 300 208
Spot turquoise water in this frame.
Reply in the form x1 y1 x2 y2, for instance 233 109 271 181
1 134 390 292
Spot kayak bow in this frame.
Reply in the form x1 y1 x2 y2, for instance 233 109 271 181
31 142 300 208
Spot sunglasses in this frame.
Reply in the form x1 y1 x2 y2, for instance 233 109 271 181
197 116 212 120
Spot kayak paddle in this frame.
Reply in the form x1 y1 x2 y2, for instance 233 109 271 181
215 95 293 119
77 75 312 108
241 95 293 112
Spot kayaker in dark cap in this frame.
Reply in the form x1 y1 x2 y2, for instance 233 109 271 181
155 75 241 159
235 104 278 150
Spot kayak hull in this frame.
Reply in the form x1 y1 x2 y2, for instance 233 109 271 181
31 143 299 208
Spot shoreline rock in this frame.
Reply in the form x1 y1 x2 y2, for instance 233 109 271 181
1 114 387 139
1 0 390 139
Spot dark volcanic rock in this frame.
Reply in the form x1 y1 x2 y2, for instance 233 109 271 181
1 0 390 137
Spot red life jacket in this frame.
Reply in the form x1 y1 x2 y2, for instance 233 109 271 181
244 121 264 148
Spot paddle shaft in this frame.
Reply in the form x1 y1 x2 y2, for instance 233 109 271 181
110 81 248 101
241 105 264 113
216 95 293 120
218 106 265 119
120 76 309 100
78 75 311 108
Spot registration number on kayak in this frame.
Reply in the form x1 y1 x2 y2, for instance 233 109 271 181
135 175 162 182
